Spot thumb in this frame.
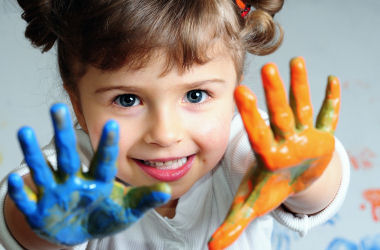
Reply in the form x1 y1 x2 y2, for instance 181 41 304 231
124 183 171 214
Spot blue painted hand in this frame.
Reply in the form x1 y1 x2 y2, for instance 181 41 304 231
8 103 171 245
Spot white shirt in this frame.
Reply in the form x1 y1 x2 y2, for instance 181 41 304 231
0 113 350 250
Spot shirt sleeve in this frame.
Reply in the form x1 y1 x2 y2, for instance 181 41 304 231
271 137 350 236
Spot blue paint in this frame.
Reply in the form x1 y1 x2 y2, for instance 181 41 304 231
327 238 358 250
91 119 119 182
8 103 171 245
272 232 291 250
327 234 380 250
271 222 296 250
324 214 340 226
136 191 172 212
51 103 80 177
17 126 55 189
360 234 380 250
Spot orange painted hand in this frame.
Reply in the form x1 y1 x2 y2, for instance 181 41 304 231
208 57 341 249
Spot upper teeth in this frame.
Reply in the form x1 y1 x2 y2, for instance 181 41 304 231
143 157 187 169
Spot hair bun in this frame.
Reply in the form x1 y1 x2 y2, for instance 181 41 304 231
250 0 284 17
241 0 284 55
17 0 58 52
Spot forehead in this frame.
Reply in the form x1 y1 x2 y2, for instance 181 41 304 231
136 50 237 82
79 48 238 91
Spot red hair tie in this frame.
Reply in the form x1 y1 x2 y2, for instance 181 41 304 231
235 0 251 18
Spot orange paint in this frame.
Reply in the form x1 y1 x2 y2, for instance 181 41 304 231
349 153 360 170
349 148 376 170
363 189 380 222
208 57 341 249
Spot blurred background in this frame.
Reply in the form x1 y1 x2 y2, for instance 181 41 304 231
1 0 379 249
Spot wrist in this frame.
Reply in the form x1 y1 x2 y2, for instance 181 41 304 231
283 150 342 215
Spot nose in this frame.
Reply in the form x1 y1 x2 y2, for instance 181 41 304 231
144 107 183 147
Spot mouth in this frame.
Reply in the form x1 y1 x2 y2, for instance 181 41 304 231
134 155 195 182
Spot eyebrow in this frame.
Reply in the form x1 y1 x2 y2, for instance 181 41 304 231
94 79 226 94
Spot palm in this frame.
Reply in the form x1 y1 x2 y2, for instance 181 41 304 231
8 104 171 245
209 57 341 249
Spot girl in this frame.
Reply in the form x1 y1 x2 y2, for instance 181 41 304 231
0 0 349 249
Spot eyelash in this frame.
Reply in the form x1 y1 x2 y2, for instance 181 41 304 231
111 89 212 108
184 89 211 104
113 94 142 108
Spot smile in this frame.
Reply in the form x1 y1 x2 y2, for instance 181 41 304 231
142 157 187 169
134 155 195 182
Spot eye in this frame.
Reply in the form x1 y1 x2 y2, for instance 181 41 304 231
114 94 141 107
185 90 209 104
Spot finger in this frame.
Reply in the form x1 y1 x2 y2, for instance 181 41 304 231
90 120 119 182
234 85 274 154
8 173 37 217
262 63 295 140
289 57 313 130
18 127 55 190
227 166 254 215
208 169 263 250
316 76 341 133
244 172 293 215
51 103 80 177
124 183 171 216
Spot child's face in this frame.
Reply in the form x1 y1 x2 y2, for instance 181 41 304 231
72 50 237 199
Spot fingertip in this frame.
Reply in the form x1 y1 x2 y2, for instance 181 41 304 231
261 63 278 77
104 120 120 132
50 103 69 114
17 126 34 143
290 56 305 70
101 120 120 146
261 63 281 89
104 120 120 139
153 182 172 195
328 75 340 87
151 191 171 205
149 183 171 204
327 75 341 98
50 103 72 130
234 85 256 107
8 173 23 190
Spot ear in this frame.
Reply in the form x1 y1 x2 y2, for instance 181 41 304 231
64 86 89 133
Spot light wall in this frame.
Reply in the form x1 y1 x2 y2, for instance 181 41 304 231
1 1 379 249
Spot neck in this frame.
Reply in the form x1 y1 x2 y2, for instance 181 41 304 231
155 199 179 218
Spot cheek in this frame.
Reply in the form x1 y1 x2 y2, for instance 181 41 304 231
83 113 114 152
192 111 233 167
87 125 105 152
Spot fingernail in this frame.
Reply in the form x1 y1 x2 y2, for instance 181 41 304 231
50 103 70 130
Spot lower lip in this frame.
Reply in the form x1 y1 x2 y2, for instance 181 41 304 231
135 155 195 182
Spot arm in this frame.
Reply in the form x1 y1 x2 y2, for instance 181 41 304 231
209 57 342 249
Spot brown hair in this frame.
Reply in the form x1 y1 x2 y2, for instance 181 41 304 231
17 0 284 93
